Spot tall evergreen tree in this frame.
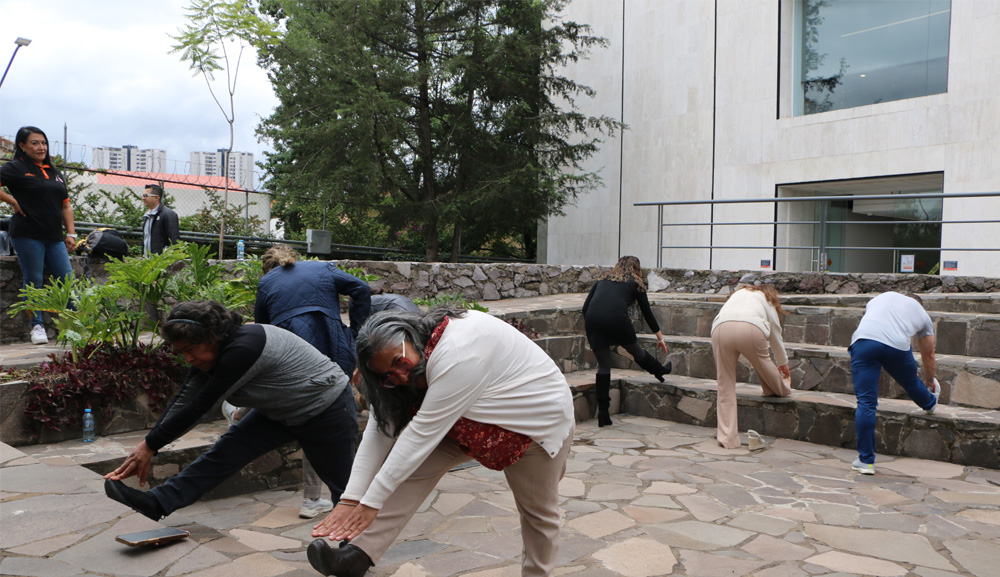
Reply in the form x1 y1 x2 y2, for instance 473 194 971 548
256 0 620 261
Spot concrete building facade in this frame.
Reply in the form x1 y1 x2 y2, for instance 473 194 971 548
540 0 1000 277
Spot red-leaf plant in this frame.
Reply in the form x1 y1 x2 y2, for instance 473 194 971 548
19 344 186 437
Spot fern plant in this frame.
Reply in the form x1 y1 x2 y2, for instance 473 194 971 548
413 293 489 312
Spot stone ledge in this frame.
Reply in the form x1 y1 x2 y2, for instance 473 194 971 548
16 420 305 501
647 334 1000 411
648 298 1000 355
612 372 1000 469
17 413 370 501
539 332 1000 411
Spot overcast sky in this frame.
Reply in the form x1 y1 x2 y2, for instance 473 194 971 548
0 0 279 188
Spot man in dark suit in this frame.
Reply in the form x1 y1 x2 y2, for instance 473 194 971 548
141 184 179 256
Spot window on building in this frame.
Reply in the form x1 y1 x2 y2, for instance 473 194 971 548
777 173 944 274
792 0 950 116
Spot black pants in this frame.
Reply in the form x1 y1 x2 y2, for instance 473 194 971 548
150 386 357 514
592 341 646 375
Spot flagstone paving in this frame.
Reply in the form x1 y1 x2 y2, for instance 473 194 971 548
3 416 1000 577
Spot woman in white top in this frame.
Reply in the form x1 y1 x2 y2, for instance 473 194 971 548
308 307 575 577
710 285 792 448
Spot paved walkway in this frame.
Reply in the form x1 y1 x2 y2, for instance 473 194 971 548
4 416 1000 577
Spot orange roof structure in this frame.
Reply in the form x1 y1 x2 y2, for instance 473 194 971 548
96 170 243 192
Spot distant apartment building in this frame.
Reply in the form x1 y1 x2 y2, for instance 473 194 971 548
92 145 166 172
190 149 255 190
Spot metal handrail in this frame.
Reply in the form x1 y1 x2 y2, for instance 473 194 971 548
634 191 1000 207
64 221 525 263
635 192 1000 270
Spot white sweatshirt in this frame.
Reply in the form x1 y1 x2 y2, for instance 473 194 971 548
342 310 575 509
711 288 789 366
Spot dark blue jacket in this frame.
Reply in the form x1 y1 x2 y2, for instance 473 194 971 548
254 261 371 374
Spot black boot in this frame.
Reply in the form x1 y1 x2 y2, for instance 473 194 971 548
636 350 672 383
596 373 613 427
308 539 373 577
104 479 166 521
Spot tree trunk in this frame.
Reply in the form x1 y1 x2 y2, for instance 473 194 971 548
450 221 462 263
415 0 438 262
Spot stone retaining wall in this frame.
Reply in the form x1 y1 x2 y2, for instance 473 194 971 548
0 379 205 447
620 378 1000 469
5 255 999 344
532 331 1000 411
651 301 1000 358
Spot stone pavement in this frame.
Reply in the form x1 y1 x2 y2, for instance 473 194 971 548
4 416 1000 577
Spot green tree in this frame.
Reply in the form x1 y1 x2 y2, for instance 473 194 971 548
256 0 621 261
170 0 280 258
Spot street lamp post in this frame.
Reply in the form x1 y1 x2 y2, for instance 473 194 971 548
0 37 32 90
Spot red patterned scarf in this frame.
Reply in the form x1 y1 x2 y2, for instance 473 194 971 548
424 316 533 470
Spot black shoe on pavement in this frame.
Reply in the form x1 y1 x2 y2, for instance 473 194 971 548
597 407 613 427
307 539 373 577
104 479 165 521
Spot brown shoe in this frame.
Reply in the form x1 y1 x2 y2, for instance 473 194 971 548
307 539 372 577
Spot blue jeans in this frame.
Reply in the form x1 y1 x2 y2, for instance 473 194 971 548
9 236 74 326
849 338 937 465
150 386 358 515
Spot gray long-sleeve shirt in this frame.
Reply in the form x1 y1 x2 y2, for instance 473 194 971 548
147 324 348 451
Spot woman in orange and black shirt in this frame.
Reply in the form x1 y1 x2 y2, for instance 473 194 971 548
0 126 76 344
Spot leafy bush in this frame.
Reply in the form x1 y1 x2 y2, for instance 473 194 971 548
337 264 379 283
9 242 261 360
8 243 264 437
413 293 489 312
21 344 186 436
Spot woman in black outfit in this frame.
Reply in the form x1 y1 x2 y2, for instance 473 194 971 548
583 256 671 426
0 126 77 344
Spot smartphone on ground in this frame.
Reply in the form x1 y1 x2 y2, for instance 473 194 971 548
115 527 190 547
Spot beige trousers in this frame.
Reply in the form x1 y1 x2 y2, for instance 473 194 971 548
353 424 574 577
711 321 791 448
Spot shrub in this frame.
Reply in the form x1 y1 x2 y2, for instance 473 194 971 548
413 293 489 312
8 242 261 360
21 344 186 436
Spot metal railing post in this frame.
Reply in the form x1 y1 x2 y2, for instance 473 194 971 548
657 204 663 268
817 201 828 272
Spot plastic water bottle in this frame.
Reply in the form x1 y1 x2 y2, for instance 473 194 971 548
236 239 245 261
82 408 95 443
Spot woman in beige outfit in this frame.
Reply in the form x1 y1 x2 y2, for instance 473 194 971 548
710 285 792 448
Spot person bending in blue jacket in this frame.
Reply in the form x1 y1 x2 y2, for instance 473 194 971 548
237 244 371 518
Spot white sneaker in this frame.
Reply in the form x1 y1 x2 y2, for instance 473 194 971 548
852 458 875 475
299 498 334 519
222 401 239 426
30 325 48 345
925 378 940 415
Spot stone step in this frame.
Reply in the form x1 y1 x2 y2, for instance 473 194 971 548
531 333 1000 411
650 299 1000 358
564 369 1000 470
649 290 1000 314
495 296 1000 359
651 334 1000 411
17 412 370 501
16 419 298 500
